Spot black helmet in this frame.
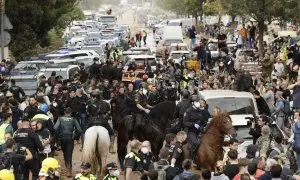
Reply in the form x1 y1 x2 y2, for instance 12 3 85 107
87 104 99 116
181 89 189 99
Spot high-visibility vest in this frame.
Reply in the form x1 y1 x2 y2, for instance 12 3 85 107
125 151 141 162
103 174 118 180
0 124 9 145
74 173 96 180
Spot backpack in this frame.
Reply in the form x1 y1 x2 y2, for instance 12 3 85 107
153 162 169 180
0 152 12 171
282 99 291 116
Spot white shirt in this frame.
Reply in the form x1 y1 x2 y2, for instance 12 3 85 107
274 62 285 76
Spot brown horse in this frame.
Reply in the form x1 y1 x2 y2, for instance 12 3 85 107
195 113 236 171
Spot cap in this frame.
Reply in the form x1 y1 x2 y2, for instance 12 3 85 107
81 162 92 169
106 162 118 170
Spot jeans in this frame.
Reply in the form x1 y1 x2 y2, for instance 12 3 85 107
190 38 196 50
60 138 74 169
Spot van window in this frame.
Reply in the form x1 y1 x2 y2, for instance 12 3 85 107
206 97 255 115
68 53 89 58
134 58 156 66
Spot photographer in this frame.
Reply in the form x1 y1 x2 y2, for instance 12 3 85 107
1 138 33 179
249 116 269 144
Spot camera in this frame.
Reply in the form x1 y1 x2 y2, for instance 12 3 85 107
15 144 26 155
246 116 257 126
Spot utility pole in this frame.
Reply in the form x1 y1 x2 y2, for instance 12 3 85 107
0 0 4 60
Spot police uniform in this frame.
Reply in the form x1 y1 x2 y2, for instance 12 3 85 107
172 141 184 173
127 91 136 114
134 92 148 136
86 99 114 137
183 107 210 158
125 151 143 173
14 126 44 180
171 99 191 133
54 115 82 170
103 174 118 180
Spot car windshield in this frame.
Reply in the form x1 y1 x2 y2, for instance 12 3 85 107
206 97 255 115
164 39 183 46
168 22 180 26
235 126 253 140
100 17 116 22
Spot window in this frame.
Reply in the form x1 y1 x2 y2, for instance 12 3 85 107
164 39 183 46
206 97 255 115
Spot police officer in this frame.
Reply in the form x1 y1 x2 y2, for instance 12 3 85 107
124 139 143 180
103 162 119 180
86 90 114 149
147 86 161 106
111 87 128 129
14 119 44 180
183 96 211 159
135 85 152 138
9 79 25 102
54 107 82 177
171 131 187 174
171 89 191 133
74 162 96 180
126 83 136 115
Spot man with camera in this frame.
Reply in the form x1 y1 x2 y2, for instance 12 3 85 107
249 116 269 144
1 138 33 179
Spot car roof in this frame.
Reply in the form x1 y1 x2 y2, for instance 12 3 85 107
129 55 156 59
199 90 254 99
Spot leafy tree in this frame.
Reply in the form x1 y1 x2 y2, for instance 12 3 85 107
6 0 84 60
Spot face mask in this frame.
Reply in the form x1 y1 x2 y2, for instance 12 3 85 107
194 102 200 108
171 84 175 88
113 170 120 177
141 147 149 154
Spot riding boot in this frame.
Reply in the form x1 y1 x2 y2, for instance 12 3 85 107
109 135 116 153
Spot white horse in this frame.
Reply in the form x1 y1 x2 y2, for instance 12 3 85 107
82 126 110 177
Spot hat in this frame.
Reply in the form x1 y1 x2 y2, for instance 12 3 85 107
106 162 118 170
41 158 60 173
81 162 92 169
0 169 14 180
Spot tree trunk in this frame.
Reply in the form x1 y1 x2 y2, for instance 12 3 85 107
258 20 265 58
231 16 235 23
195 16 198 25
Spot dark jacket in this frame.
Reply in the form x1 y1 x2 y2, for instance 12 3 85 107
54 116 82 140
183 107 211 133
14 128 44 154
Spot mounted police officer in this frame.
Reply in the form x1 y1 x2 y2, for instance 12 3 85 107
170 89 191 133
134 85 152 138
183 96 211 159
86 90 115 152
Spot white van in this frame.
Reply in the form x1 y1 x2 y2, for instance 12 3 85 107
162 26 184 46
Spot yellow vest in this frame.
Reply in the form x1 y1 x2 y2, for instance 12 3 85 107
74 173 96 180
125 151 141 162
0 124 9 144
103 174 118 180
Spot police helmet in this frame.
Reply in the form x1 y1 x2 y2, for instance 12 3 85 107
40 158 60 175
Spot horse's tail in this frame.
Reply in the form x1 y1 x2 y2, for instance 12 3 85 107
96 126 110 177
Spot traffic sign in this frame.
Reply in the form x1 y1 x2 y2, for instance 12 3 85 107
0 31 11 46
